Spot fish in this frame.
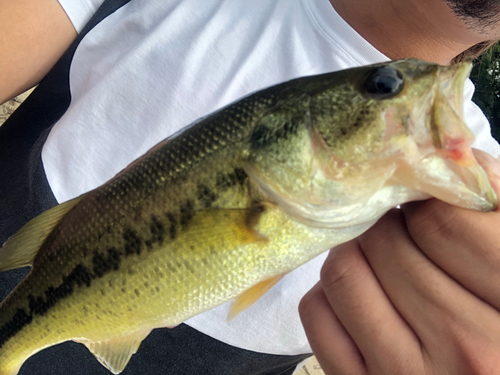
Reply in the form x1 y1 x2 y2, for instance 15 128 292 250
0 58 497 374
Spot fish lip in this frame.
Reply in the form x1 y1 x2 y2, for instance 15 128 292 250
434 62 497 210
428 61 474 149
429 154 497 210
438 61 472 115
391 61 497 211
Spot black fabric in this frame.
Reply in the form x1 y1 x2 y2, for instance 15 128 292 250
0 1 312 373
17 324 310 375
0 0 133 245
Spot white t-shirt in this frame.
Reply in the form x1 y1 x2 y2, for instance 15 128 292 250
49 0 500 356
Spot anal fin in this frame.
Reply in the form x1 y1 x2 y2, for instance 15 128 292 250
227 274 285 322
76 329 151 374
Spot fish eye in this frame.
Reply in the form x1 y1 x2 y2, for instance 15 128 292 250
364 67 404 99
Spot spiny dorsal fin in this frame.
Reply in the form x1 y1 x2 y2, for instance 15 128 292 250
0 195 84 271
227 274 285 322
76 329 151 374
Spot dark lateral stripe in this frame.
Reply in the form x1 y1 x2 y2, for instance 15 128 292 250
0 308 32 349
123 229 142 255
166 212 177 240
180 200 195 228
197 183 217 208
150 215 166 244
0 264 93 349
0 0 134 351
0 187 232 349
93 247 122 277
0 218 175 349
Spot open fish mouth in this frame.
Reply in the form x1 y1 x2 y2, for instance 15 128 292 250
243 60 498 232
392 62 498 211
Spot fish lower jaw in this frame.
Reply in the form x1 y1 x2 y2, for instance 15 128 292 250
273 185 429 230
392 155 498 211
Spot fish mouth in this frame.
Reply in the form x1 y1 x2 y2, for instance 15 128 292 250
393 62 498 211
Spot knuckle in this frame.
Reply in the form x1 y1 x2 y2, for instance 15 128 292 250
451 335 500 375
466 214 500 264
298 292 316 318
405 199 463 241
406 200 500 270
428 317 500 375
358 209 406 253
320 246 367 293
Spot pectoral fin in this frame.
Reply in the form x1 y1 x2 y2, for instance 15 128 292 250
76 329 151 374
0 195 85 271
227 274 285 322
177 205 268 252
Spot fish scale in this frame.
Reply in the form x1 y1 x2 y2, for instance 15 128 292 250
0 59 497 374
0 73 281 371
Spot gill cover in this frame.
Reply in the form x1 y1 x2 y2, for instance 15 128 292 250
244 59 497 231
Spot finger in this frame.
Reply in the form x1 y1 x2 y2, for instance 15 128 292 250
319 241 424 374
401 198 500 311
300 282 367 375
400 150 500 310
358 209 500 372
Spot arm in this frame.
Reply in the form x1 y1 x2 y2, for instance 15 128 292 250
299 150 500 374
0 0 77 104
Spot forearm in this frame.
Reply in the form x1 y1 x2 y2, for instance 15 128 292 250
0 0 77 104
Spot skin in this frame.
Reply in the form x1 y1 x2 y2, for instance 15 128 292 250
300 2 500 373
299 150 500 374
0 0 76 104
330 0 500 64
2 0 500 373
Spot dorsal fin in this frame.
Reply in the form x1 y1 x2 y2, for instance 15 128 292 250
76 329 151 374
0 195 84 271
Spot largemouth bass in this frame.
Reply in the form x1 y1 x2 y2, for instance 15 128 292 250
0 59 497 374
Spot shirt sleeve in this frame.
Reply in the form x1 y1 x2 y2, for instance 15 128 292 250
464 79 500 158
57 0 106 33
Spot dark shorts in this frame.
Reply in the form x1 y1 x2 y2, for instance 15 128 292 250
0 1 311 373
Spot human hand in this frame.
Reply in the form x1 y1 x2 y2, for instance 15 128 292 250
299 150 500 375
